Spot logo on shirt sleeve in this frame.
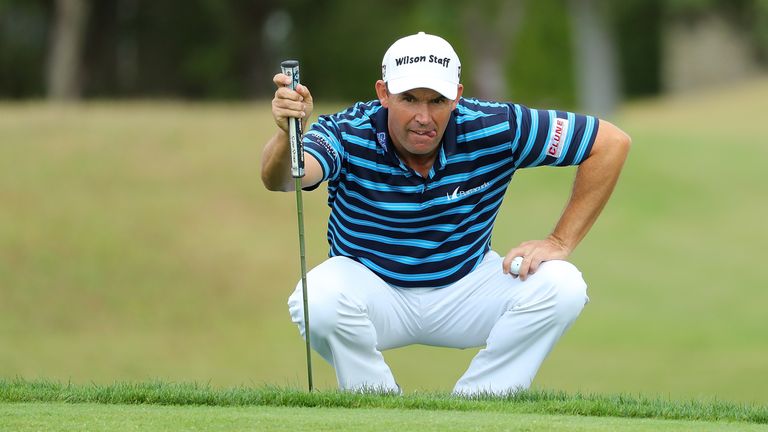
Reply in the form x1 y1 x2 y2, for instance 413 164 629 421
376 132 388 152
546 118 569 158
312 133 338 160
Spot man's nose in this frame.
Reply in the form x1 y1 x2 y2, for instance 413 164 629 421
414 103 430 124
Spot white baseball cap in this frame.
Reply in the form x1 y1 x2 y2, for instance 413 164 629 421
381 32 461 100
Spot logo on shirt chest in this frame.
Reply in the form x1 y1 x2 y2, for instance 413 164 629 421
446 182 490 201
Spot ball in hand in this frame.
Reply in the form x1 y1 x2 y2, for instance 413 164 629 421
510 256 523 276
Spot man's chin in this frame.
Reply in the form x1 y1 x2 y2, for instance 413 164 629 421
405 136 438 150
403 143 439 156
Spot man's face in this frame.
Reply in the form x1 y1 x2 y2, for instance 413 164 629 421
375 81 463 160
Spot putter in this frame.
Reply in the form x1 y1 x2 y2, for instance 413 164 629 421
280 60 313 392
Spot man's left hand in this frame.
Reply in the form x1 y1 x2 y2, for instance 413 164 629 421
503 235 571 281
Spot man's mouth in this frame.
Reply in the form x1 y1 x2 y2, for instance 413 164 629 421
411 130 437 138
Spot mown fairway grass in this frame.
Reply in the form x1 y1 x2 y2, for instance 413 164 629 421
1 79 767 407
1 379 766 431
4 403 767 432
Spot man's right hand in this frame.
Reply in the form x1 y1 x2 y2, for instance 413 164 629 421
272 73 314 133
262 73 323 192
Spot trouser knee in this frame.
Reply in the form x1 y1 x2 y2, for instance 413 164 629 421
287 268 353 341
536 260 589 325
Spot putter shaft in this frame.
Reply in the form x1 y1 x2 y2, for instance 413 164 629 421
295 177 313 391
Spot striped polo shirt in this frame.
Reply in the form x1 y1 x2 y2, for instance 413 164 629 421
302 98 598 289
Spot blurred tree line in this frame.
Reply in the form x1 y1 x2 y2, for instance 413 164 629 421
1 0 767 111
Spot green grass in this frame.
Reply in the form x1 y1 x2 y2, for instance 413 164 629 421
1 379 766 431
1 80 767 405
5 404 768 432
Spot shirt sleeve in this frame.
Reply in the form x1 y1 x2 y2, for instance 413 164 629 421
508 104 599 169
302 114 345 186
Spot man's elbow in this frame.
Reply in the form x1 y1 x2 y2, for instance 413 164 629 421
614 129 631 160
618 129 631 152
261 171 291 192
600 120 631 158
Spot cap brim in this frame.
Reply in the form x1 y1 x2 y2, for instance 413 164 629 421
387 76 458 100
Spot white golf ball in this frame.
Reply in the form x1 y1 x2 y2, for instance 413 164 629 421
510 256 523 275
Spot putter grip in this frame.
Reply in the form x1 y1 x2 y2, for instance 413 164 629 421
280 60 304 178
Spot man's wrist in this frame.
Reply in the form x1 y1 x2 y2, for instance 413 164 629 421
547 233 573 255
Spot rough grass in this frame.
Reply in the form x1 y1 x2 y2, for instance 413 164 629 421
1 379 766 424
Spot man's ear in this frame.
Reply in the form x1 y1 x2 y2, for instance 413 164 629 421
451 84 464 110
375 80 390 108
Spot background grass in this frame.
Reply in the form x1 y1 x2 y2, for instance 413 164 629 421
1 79 767 404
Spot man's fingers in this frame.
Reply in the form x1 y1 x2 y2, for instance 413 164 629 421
273 74 312 128
515 256 528 280
273 74 306 103
275 86 304 101
502 248 525 274
273 73 291 87
505 237 571 281
273 106 306 120
518 256 543 281
528 256 543 275
504 250 539 281
296 84 313 103
273 96 306 113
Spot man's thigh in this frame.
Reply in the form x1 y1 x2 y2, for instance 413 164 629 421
293 256 422 349
417 251 519 348
418 251 586 349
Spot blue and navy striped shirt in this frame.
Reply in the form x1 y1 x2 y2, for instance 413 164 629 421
303 98 598 288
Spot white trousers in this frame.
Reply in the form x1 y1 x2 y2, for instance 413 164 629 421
288 251 588 395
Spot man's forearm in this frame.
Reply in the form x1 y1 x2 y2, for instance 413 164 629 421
551 122 631 252
261 129 295 192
